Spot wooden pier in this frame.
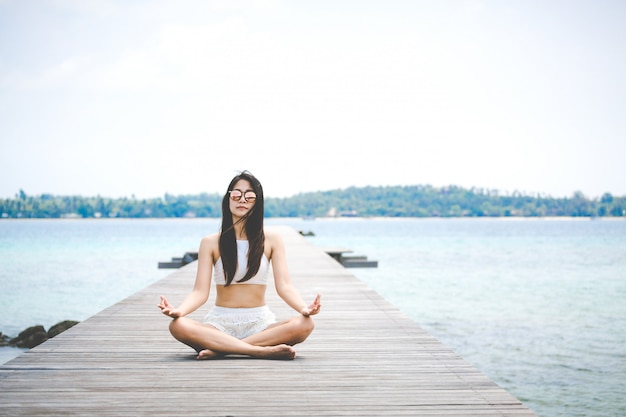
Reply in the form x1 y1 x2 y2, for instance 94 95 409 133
0 226 537 416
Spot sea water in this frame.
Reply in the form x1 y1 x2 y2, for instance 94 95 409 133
298 217 626 417
1 217 625 417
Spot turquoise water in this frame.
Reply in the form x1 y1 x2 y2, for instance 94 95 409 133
300 218 626 417
1 218 625 417
0 219 219 335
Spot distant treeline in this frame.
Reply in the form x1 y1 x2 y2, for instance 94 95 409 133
2 186 625 219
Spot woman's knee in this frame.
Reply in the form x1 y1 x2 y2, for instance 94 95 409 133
292 315 315 341
301 316 315 334
169 317 191 339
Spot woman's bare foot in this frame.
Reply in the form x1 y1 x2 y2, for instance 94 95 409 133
197 349 222 360
256 344 296 360
197 344 296 360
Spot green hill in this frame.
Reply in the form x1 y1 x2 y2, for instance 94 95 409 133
2 186 624 219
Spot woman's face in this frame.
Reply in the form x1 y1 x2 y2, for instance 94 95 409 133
229 179 257 219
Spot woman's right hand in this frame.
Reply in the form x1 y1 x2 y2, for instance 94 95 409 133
158 295 182 318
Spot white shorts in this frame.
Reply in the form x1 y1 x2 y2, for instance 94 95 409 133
203 306 277 339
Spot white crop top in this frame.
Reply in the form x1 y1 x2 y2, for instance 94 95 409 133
213 240 270 285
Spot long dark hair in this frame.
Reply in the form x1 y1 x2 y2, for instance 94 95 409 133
219 171 265 286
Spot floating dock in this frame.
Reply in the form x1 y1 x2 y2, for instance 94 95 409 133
158 251 198 269
323 247 378 268
0 226 537 416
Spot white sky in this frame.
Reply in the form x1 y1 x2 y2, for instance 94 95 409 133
1 0 625 199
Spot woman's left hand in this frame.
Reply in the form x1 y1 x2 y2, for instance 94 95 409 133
301 294 322 317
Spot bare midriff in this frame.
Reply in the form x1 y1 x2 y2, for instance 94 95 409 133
215 284 267 308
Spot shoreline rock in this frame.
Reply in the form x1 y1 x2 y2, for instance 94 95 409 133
1 320 80 349
47 320 79 338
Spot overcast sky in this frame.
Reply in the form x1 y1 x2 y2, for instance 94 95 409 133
1 0 625 199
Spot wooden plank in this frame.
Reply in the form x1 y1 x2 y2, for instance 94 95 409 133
0 226 538 416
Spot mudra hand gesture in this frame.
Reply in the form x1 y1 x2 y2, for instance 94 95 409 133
301 294 322 317
158 295 181 318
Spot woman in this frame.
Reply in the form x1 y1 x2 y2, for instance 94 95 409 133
158 171 321 360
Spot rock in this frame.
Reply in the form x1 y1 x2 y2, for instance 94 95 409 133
11 325 48 349
47 320 80 338
0 332 11 347
2 320 81 349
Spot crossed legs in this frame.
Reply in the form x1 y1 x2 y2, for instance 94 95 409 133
169 314 314 360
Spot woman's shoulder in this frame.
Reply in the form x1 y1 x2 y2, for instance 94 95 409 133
198 233 220 262
264 229 285 250
199 233 220 251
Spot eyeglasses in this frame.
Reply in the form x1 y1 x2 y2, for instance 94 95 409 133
229 189 257 202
